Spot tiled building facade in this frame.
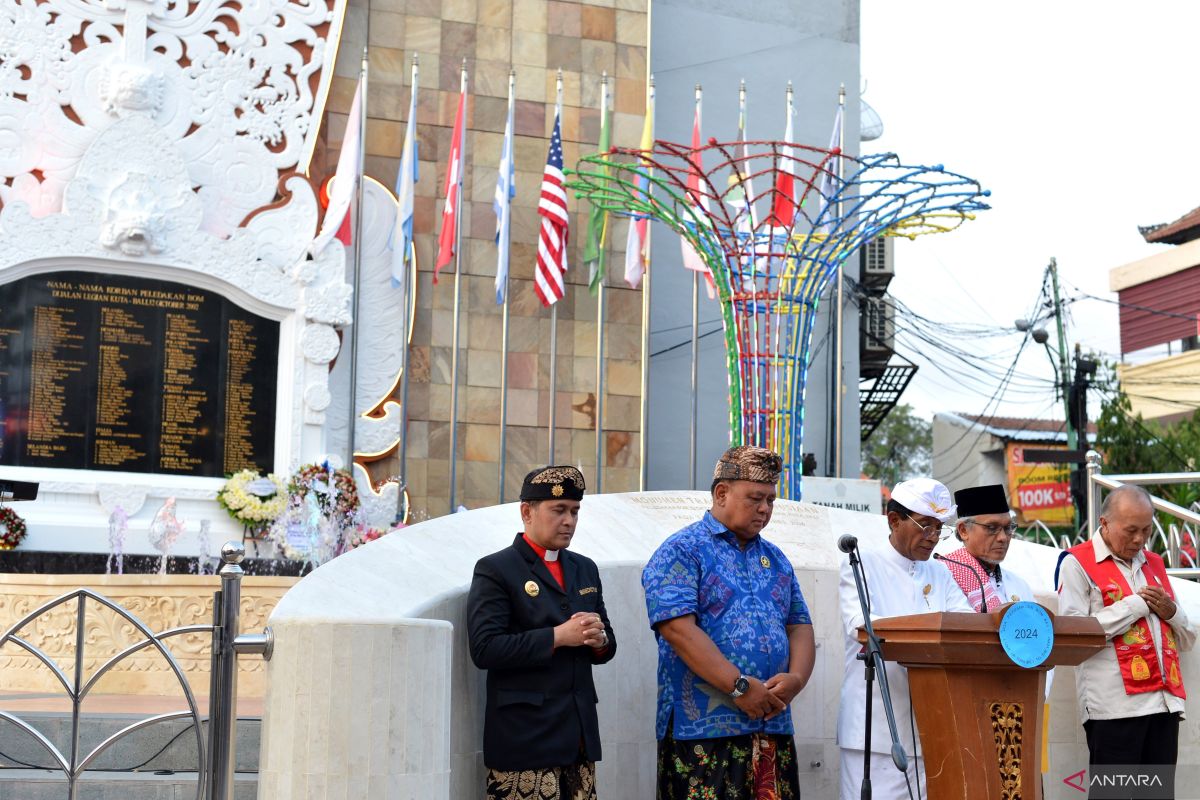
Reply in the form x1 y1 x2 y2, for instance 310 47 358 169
318 0 650 517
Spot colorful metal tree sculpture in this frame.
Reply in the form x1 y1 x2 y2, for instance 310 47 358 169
569 135 989 498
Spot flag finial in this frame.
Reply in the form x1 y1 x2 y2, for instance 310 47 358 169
411 54 419 66
601 70 607 85
648 74 655 88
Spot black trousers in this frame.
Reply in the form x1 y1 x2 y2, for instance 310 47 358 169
1083 712 1179 799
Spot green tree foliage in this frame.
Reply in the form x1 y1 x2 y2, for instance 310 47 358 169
862 404 932 489
1095 390 1200 509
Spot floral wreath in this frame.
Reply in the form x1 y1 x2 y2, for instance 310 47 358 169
267 462 362 563
0 506 27 548
217 470 288 529
288 462 360 518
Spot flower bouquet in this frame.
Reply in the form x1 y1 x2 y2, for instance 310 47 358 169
268 462 361 565
217 469 287 539
0 506 27 550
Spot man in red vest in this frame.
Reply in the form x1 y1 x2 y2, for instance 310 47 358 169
1057 484 1195 792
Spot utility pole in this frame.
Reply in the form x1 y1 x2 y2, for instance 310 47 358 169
1048 258 1077 453
1047 257 1081 529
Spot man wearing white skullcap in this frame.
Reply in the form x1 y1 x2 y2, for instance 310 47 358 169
836 478 973 800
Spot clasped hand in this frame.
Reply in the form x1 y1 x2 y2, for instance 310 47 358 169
1138 585 1177 621
734 673 804 720
554 611 607 649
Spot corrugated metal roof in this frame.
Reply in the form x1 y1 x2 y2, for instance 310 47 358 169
948 412 1097 443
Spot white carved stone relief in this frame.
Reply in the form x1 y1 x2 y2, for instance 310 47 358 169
0 0 347 237
97 484 148 516
0 0 364 553
326 179 407 468
301 323 342 365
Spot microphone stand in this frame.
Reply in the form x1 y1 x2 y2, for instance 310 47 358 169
847 544 909 800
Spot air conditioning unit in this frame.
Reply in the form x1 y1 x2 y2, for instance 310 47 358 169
861 295 894 354
859 237 894 290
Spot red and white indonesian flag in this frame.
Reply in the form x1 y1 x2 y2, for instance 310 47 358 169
312 76 364 256
767 88 797 229
680 96 715 298
435 73 467 282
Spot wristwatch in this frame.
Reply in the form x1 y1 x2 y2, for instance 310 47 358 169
729 674 750 698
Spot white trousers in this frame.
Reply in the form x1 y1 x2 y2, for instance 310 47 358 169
839 748 925 800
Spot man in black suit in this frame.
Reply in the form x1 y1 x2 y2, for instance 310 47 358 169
467 465 617 800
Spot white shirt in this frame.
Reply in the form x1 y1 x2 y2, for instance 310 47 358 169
837 540 973 755
1057 536 1196 723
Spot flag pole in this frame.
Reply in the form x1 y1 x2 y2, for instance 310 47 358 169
395 53 418 524
449 60 468 513
593 72 609 493
548 69 563 464
638 75 654 491
498 68 515 503
688 83 701 491
831 83 846 478
348 47 369 471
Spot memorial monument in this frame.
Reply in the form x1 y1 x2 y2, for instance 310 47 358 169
0 0 405 555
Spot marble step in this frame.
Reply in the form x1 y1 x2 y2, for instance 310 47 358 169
0 769 257 800
0 714 259 773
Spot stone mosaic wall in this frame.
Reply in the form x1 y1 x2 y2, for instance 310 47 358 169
318 0 650 516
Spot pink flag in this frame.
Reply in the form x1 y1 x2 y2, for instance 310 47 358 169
435 72 467 282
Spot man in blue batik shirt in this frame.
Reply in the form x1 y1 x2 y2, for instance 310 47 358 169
642 445 815 800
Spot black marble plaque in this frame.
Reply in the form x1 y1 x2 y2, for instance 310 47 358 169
0 271 278 477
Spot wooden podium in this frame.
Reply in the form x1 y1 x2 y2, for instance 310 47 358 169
858 605 1104 799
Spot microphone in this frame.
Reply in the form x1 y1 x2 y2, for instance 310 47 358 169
837 534 858 554
934 552 989 614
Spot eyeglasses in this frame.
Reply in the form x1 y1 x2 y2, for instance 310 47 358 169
967 520 1017 537
904 513 953 541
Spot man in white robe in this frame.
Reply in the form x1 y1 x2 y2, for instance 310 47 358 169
837 478 972 800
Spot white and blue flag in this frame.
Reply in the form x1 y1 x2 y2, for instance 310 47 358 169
390 62 419 289
493 75 517 304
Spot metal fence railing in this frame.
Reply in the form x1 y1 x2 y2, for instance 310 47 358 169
1015 452 1200 581
0 542 271 800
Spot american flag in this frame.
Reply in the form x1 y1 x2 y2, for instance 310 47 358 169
535 111 569 307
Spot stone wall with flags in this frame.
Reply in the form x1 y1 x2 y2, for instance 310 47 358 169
315 0 650 517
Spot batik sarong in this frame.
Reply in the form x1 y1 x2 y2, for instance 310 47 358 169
657 727 800 799
486 760 597 800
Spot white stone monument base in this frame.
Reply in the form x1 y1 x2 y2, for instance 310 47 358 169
257 491 1200 800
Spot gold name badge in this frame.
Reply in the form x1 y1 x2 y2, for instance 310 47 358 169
579 587 597 595
760 555 771 568
524 581 540 597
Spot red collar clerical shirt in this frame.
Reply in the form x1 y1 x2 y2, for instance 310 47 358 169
523 533 564 589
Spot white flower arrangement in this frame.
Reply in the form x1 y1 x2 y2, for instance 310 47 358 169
216 470 287 527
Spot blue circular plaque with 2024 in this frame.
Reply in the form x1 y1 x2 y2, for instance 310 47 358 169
998 601 1054 668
